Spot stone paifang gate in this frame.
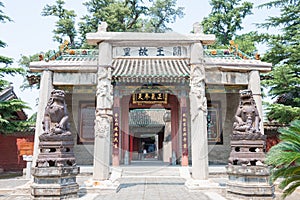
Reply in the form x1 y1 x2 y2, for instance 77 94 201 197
30 23 272 182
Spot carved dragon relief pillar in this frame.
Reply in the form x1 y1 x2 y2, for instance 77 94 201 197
93 41 114 181
189 42 209 180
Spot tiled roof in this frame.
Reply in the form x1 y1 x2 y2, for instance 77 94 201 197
0 86 27 120
112 58 189 82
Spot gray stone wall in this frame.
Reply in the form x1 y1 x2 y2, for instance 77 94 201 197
66 92 95 165
207 92 240 164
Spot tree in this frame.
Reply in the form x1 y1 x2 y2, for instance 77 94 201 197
266 120 300 199
0 2 32 134
201 0 253 46
144 0 184 33
233 32 258 56
42 0 77 47
258 0 300 124
78 0 184 46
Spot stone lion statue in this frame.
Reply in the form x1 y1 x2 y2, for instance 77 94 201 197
42 89 70 135
233 89 261 133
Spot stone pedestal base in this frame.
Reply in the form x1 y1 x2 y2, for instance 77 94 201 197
31 166 79 199
31 134 79 199
31 183 79 200
226 165 274 200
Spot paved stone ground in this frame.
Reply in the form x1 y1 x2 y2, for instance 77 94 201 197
0 176 224 200
89 177 213 200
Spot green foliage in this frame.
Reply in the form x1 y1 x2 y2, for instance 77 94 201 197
18 53 41 90
42 0 77 47
266 120 300 198
0 1 33 134
0 99 32 134
0 2 12 23
201 0 253 45
258 0 300 123
78 0 184 46
145 0 184 33
265 103 300 124
234 32 258 55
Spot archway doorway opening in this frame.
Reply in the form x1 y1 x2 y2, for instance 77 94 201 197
129 108 166 161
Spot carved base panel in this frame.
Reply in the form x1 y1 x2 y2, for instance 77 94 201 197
32 133 79 199
36 135 76 168
32 163 79 199
226 165 274 199
228 138 266 165
31 182 79 200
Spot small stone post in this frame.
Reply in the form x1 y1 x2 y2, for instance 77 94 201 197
22 155 32 179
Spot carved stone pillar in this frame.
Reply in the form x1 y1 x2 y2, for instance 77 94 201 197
248 70 264 134
93 41 113 181
32 70 53 168
189 43 209 180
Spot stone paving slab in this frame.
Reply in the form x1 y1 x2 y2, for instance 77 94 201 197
0 177 225 200
83 177 219 200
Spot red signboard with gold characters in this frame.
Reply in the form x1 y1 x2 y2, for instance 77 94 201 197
113 108 120 154
182 108 188 156
132 92 168 104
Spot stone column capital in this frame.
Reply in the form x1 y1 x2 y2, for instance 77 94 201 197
190 42 204 64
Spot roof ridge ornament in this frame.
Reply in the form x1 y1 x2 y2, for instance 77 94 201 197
98 22 108 32
193 22 203 34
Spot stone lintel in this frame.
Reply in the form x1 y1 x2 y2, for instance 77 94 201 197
206 71 249 85
87 32 215 46
53 72 97 85
205 63 272 73
29 63 97 73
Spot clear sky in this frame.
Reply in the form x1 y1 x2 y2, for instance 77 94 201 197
0 0 279 117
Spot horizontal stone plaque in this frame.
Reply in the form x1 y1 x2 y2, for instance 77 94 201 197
113 46 188 57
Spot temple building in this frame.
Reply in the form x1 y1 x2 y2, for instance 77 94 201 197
29 23 271 181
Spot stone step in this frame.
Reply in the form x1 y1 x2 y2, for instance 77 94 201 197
121 166 180 177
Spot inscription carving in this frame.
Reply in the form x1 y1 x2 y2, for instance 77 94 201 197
79 103 95 143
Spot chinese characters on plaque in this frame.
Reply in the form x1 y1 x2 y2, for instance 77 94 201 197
132 92 168 104
182 109 188 155
113 46 188 57
113 109 120 154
